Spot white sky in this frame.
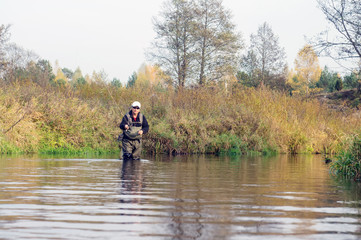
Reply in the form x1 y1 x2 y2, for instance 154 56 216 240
0 0 339 84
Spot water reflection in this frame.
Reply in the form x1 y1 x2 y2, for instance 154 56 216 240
120 159 144 203
166 159 205 240
1 154 361 239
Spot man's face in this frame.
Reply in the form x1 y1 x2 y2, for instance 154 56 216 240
132 106 140 115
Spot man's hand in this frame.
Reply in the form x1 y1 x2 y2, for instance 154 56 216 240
138 130 143 135
125 124 129 130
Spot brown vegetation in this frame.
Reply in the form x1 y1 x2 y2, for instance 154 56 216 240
1 80 360 156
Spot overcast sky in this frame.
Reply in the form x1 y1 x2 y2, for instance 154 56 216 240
0 0 338 83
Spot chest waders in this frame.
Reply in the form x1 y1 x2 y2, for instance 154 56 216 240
123 113 143 140
122 113 144 160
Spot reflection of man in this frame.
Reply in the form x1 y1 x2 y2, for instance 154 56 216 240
119 101 149 160
120 159 143 203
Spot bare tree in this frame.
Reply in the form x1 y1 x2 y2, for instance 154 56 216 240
193 0 242 85
0 24 11 75
239 50 260 87
241 22 287 87
315 0 361 66
149 0 242 88
2 43 38 83
149 0 196 88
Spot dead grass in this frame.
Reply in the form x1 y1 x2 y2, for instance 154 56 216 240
1 82 360 154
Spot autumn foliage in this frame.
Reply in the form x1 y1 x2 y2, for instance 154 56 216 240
1 74 361 156
288 45 322 95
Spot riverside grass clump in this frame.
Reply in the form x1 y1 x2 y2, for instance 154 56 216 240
330 134 361 180
1 81 361 155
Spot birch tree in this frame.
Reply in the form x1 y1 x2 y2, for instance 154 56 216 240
193 0 242 85
241 22 286 87
0 24 10 75
149 0 242 88
150 0 195 88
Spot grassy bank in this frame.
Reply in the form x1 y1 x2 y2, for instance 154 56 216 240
143 85 360 155
1 82 360 155
0 83 120 154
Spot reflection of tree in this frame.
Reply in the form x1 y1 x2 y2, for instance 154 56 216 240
166 156 206 239
119 159 144 203
168 187 204 239
115 154 361 238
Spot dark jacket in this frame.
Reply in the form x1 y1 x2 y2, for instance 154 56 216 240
119 111 149 139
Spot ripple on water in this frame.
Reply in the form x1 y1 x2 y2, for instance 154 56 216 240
1 155 361 239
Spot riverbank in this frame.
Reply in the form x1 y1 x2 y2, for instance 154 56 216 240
1 82 361 155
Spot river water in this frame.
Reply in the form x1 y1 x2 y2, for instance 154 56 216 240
0 154 360 239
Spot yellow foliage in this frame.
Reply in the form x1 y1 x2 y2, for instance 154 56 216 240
54 69 68 85
135 64 170 89
84 74 92 84
288 45 322 95
0 88 40 152
72 67 83 81
91 70 108 84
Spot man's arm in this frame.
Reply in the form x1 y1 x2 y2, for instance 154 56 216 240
119 115 129 130
141 116 149 134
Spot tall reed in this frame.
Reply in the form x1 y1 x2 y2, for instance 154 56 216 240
330 134 361 180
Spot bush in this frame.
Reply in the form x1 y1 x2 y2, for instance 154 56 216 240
207 133 247 155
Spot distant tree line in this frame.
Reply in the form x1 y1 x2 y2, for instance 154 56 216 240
146 0 360 95
1 0 360 97
0 25 123 90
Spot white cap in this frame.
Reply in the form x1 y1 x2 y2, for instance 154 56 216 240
132 101 141 108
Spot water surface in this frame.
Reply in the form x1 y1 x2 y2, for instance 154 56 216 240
0 154 360 239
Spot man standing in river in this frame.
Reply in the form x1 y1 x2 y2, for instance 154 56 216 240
119 101 149 160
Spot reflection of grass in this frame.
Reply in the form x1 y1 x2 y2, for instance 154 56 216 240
330 177 361 203
1 83 361 155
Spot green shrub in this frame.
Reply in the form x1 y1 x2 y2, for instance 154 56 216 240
207 134 247 155
330 135 361 180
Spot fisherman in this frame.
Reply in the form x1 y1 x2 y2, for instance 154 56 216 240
119 101 149 160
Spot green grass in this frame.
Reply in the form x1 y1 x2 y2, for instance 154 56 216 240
330 135 361 180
